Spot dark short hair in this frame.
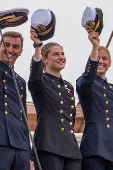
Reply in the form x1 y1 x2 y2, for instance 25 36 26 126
0 31 24 48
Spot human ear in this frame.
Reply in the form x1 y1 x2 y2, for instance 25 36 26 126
42 57 48 64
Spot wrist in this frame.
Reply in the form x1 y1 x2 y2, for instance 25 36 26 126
93 45 99 51
33 42 43 48
90 48 98 60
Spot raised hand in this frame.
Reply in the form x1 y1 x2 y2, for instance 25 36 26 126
87 30 100 47
30 26 42 44
87 30 100 60
30 26 42 60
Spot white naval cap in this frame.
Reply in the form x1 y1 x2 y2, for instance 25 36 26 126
81 7 103 34
31 9 56 41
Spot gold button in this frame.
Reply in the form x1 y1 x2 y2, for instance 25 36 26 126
16 75 18 77
110 86 112 89
30 68 32 70
64 85 67 88
20 95 23 98
61 119 64 122
30 64 32 67
87 70 90 72
5 71 8 74
104 94 106 97
60 110 63 113
59 92 61 96
89 64 91 66
58 85 61 88
19 81 21 83
21 87 23 90
105 110 108 113
70 122 72 125
5 111 8 114
60 101 63 104
105 101 108 104
4 103 7 106
61 128 64 131
71 130 73 133
106 118 109 121
71 97 74 100
3 79 6 83
103 86 106 90
88 67 90 69
4 95 7 98
71 105 74 109
20 110 22 113
70 114 72 117
107 125 110 128
5 87 7 90
68 91 70 93
20 118 22 121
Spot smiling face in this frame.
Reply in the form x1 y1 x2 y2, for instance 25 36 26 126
97 49 111 78
0 36 23 66
42 45 66 76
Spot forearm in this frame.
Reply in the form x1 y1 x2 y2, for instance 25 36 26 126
30 26 42 61
28 59 43 93
90 45 99 61
88 30 99 61
76 57 99 93
34 46 42 61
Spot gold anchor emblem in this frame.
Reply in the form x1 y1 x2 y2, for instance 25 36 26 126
37 24 46 32
86 20 95 30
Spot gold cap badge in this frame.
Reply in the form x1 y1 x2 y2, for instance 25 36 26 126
37 24 46 32
86 20 95 30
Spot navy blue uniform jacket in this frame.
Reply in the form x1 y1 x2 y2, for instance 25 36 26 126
0 60 31 153
76 57 113 162
28 59 82 159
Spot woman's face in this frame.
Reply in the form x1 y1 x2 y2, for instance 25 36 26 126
97 49 111 78
43 45 66 73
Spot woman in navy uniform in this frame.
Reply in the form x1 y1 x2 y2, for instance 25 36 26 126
76 30 113 170
28 27 82 170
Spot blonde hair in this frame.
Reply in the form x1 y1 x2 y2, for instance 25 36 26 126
98 46 111 60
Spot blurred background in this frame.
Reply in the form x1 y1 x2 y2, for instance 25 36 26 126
1 0 113 104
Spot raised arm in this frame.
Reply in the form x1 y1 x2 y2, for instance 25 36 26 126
88 30 99 60
76 30 100 93
28 27 44 93
30 26 42 60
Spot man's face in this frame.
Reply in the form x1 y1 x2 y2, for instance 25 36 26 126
97 49 111 78
0 36 23 66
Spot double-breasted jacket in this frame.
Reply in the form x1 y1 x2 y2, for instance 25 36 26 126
28 59 82 159
0 60 30 153
76 57 113 162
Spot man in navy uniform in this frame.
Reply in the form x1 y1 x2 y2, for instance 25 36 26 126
76 29 113 170
0 31 33 170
